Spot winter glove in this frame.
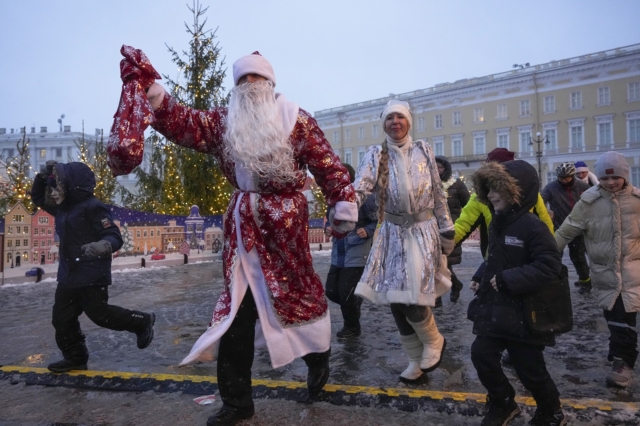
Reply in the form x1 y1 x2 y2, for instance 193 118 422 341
328 207 355 235
81 240 113 258
37 160 57 180
440 230 455 256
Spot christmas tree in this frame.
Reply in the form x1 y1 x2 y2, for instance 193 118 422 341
120 222 135 255
309 179 328 219
0 128 35 214
164 0 233 215
161 143 186 215
128 130 166 212
72 121 91 164
91 130 118 204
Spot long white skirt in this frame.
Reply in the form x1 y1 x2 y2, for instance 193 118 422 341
180 193 331 369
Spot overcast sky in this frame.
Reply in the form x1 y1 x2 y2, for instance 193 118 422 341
1 0 638 135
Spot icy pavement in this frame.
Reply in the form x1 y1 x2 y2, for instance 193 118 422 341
0 245 638 425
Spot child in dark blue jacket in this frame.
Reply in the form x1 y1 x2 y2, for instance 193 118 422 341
31 161 155 373
468 160 566 426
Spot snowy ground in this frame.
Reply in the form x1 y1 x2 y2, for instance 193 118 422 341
0 245 638 425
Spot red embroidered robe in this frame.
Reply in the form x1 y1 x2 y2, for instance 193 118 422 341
152 94 355 327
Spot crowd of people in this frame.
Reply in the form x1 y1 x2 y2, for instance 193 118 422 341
29 46 639 426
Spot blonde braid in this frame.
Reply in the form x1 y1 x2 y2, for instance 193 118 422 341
377 141 390 222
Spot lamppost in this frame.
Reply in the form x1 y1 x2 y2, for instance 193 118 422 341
530 131 550 183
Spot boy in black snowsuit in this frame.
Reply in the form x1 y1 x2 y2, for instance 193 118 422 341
468 160 566 426
31 161 155 373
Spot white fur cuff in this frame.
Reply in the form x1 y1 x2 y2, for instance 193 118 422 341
333 201 358 222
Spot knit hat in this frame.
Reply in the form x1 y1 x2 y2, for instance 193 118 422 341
486 147 515 163
380 100 412 130
574 161 589 173
232 51 276 87
594 151 630 181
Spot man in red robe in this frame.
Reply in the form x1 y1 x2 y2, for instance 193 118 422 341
145 51 357 426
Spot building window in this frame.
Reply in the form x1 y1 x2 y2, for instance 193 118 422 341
332 131 339 144
452 136 463 157
151 230 154 237
34 240 39 247
38 216 49 224
598 87 611 106
570 92 583 110
344 150 352 165
47 228 52 234
7 240 12 248
519 129 532 153
632 166 640 187
543 96 555 114
34 228 38 235
570 125 584 149
496 104 507 120
629 118 640 143
16 240 20 247
23 226 28 233
519 100 531 117
144 231 147 237
55 147 62 157
417 117 425 132
434 114 443 129
345 129 351 141
372 125 379 138
39 149 46 158
628 82 640 101
452 111 461 126
496 128 510 149
23 252 28 261
358 126 365 140
473 132 486 155
17 226 21 234
7 226 12 234
13 214 25 222
473 108 484 124
433 136 444 156
544 127 558 150
136 230 141 238
358 148 366 166
598 122 612 147
23 239 28 247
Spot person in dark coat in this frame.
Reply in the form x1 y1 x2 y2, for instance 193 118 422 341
541 162 591 293
468 160 566 426
324 163 378 338
31 161 155 373
435 156 470 303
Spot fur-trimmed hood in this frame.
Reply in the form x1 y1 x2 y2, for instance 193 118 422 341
46 162 96 207
471 160 538 215
435 155 452 182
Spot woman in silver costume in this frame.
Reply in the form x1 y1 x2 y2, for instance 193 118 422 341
354 100 455 384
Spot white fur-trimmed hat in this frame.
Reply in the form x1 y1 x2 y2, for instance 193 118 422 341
380 100 412 130
232 51 276 87
594 151 630 182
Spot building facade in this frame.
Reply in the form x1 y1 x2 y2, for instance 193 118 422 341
315 43 640 188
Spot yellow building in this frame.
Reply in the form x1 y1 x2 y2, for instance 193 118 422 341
315 43 640 187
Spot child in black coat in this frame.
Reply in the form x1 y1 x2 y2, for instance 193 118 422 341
468 160 566 426
31 161 155 373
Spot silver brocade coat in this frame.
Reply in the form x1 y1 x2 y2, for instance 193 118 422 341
354 140 454 306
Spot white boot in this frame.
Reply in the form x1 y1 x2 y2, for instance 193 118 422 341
398 333 424 383
408 315 446 372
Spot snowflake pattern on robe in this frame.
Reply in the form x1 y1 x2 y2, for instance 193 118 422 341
151 94 355 327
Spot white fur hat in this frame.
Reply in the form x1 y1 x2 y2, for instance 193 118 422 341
594 151 630 182
232 51 276 87
380 100 412 130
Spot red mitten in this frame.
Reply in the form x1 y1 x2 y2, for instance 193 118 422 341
107 45 161 177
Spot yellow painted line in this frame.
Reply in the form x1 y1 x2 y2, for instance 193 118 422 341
1 365 638 411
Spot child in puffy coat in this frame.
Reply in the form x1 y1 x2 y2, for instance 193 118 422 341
468 160 566 426
31 161 155 373
555 151 640 388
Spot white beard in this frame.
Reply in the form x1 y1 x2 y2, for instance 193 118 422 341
224 81 299 184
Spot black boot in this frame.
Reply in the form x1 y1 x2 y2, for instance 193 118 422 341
206 404 254 426
338 301 361 338
48 357 88 373
302 348 331 401
528 408 567 426
481 392 520 426
135 312 155 349
450 275 463 303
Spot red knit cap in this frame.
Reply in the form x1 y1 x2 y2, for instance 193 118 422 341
486 148 515 163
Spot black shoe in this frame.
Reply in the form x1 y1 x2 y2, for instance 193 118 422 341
450 281 463 303
528 408 567 426
336 326 361 338
574 277 591 287
434 297 443 308
481 394 520 426
136 312 155 349
47 358 88 373
206 405 254 426
305 349 331 400
578 284 592 295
